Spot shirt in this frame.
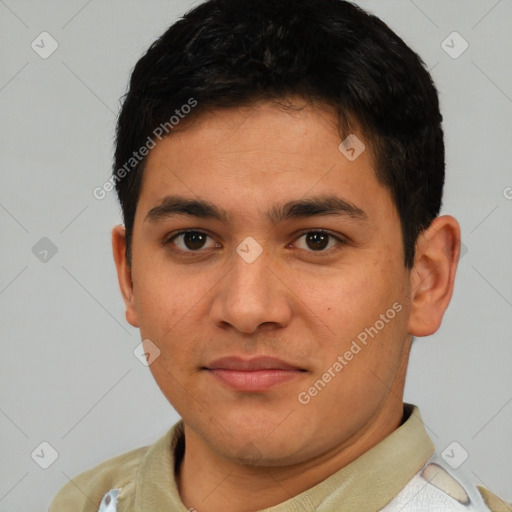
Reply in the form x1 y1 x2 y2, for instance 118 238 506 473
49 404 511 511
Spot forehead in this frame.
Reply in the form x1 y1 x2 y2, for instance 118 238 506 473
136 101 395 226
151 100 349 165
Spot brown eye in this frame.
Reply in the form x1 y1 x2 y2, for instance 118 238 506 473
167 231 216 252
305 232 329 251
294 230 344 253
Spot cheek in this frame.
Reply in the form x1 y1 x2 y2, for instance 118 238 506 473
132 260 188 336
310 266 394 336
132 268 206 362
308 263 407 383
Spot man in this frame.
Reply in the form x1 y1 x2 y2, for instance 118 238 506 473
50 0 510 510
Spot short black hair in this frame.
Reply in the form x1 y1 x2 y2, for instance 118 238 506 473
113 0 444 268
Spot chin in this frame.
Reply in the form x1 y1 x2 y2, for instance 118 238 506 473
212 420 314 466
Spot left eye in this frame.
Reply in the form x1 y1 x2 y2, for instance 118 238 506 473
293 231 343 252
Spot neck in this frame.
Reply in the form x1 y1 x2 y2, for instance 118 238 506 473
176 401 404 512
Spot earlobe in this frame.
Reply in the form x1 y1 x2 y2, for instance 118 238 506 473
112 225 139 328
407 215 461 337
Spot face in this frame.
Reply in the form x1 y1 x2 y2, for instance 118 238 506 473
119 100 416 466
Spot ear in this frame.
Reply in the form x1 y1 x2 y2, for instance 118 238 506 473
112 225 139 328
408 215 461 337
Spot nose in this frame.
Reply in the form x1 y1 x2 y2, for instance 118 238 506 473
209 246 293 334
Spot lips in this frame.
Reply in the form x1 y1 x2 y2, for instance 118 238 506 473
204 356 306 392
206 356 302 371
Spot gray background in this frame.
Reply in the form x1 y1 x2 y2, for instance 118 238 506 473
0 0 511 509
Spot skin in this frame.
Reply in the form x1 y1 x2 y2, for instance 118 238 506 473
112 98 461 512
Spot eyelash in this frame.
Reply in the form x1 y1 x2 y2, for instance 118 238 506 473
162 229 346 256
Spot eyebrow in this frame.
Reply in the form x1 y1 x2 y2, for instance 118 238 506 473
144 194 368 224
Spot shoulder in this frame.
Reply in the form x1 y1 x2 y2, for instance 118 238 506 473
48 444 150 512
478 486 512 512
381 457 511 512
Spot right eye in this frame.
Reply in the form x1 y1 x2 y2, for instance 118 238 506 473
163 230 220 253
